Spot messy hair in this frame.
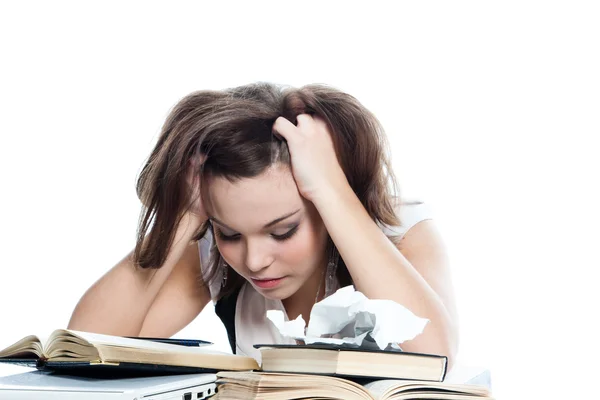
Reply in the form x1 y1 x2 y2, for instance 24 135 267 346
134 82 400 299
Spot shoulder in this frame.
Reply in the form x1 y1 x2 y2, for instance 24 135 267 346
388 202 458 324
379 198 434 240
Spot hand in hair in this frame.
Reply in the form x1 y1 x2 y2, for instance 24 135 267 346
273 114 348 202
185 153 207 219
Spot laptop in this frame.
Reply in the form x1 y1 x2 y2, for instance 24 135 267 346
0 370 217 399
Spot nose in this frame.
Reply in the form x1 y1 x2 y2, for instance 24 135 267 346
245 238 274 273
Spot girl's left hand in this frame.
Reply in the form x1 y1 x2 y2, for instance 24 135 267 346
273 114 348 202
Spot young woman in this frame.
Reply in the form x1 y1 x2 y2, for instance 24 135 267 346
68 83 459 367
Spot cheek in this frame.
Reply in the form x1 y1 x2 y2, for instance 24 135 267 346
278 224 326 268
215 240 244 270
277 237 310 266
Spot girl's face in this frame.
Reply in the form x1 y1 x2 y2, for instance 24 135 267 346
205 164 329 301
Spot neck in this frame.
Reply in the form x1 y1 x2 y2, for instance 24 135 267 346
281 263 325 323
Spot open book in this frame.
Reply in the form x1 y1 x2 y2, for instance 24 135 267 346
216 371 493 400
0 329 258 375
256 344 447 381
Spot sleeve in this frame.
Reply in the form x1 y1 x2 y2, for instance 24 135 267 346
379 200 434 239
197 229 221 303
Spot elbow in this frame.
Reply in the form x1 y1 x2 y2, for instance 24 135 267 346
439 319 460 372
401 318 460 372
435 317 459 371
443 337 458 372
425 332 458 372
429 305 460 371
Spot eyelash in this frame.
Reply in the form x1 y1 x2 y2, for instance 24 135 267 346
216 225 299 242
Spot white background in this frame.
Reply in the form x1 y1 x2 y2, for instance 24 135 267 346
1 1 599 397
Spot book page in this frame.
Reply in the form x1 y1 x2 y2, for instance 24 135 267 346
363 379 412 399
217 372 375 400
0 335 44 358
363 379 491 399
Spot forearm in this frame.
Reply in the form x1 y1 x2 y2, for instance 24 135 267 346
67 212 204 336
312 183 456 359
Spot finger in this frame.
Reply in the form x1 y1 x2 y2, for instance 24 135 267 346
297 113 330 136
272 116 298 142
295 113 314 128
311 114 328 129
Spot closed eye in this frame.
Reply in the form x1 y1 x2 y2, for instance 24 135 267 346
271 225 299 241
215 230 241 242
215 225 299 242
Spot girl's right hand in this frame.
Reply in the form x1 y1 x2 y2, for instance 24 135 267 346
185 154 207 220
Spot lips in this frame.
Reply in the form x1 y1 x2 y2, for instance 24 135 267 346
251 277 285 289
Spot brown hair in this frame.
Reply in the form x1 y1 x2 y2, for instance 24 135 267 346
134 82 401 299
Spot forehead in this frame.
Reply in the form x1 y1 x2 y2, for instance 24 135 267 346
205 164 304 230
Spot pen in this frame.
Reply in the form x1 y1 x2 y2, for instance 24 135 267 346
125 337 213 347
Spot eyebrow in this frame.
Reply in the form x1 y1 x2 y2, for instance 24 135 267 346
209 209 301 231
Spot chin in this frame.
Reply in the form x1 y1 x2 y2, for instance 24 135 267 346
252 279 300 301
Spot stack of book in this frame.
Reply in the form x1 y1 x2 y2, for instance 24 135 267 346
0 329 493 399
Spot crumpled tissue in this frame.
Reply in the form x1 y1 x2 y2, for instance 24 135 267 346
266 285 429 350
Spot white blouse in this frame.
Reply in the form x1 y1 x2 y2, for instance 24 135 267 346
198 201 433 362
